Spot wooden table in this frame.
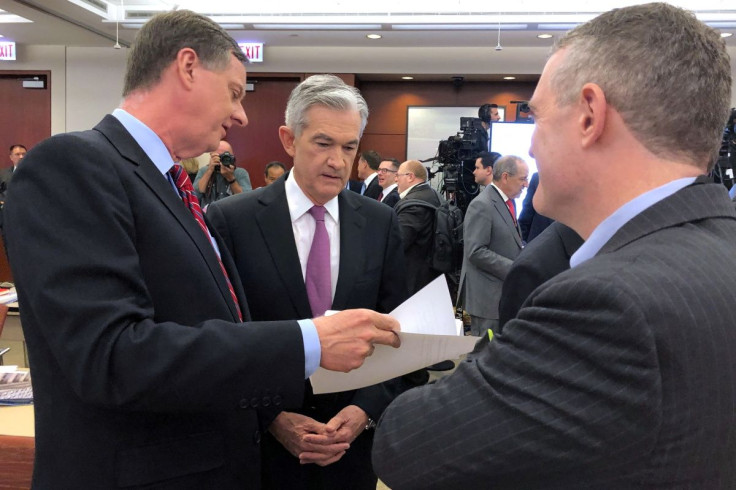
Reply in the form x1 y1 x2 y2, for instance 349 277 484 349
0 405 34 490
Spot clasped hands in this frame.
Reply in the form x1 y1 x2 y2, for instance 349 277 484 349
269 406 369 466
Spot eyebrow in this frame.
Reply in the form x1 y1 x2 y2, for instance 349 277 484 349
312 133 359 146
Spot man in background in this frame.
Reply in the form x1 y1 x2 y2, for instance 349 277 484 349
208 74 410 490
395 160 441 295
0 144 26 202
478 103 501 152
2 11 399 489
376 157 400 207
354 150 382 198
194 139 252 207
374 4 736 488
264 161 286 186
458 155 528 336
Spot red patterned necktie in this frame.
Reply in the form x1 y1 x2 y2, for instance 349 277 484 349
377 191 384 201
505 198 517 225
168 164 242 321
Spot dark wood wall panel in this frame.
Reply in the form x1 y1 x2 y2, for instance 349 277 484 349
0 72 52 170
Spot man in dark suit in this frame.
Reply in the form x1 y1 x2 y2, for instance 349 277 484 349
458 155 528 336
376 157 400 208
394 159 441 294
0 144 25 203
518 172 554 243
208 75 410 490
374 4 736 488
497 221 583 330
2 12 400 490
355 150 382 199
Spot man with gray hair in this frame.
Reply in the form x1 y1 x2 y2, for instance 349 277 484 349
457 155 528 336
209 74 412 490
3 12 400 489
374 3 736 488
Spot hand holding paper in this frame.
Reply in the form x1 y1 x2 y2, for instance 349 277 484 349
313 309 400 372
310 276 478 394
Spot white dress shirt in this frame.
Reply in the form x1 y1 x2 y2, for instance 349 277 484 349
285 171 340 301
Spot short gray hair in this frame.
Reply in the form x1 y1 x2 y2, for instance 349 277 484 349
551 2 731 170
123 9 246 97
493 155 523 181
285 74 369 137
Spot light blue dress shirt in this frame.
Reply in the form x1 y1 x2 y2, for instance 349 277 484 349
570 177 696 268
111 109 321 378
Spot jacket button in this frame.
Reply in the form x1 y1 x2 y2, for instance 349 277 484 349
262 396 271 407
273 395 282 406
250 397 259 408
239 398 249 408
253 430 261 445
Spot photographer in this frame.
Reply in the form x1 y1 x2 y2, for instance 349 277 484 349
193 139 252 208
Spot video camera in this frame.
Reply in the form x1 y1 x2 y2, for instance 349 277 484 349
215 151 236 172
435 117 486 212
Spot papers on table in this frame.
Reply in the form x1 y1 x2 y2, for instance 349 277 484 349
0 366 33 405
310 276 478 394
0 288 17 305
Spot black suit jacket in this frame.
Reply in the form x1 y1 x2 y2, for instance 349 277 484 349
374 179 736 489
3 115 305 489
380 187 400 208
518 172 554 243
208 177 410 489
362 175 382 199
395 183 442 294
497 221 583 330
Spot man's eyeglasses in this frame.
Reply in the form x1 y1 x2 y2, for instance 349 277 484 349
377 168 397 174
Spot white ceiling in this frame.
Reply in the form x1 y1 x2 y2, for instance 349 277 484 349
0 0 734 82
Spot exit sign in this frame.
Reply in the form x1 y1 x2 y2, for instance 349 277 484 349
0 41 16 61
238 43 263 62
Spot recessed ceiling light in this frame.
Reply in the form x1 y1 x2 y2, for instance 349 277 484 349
402 76 414 80
367 33 382 40
722 32 733 38
537 33 553 39
503 76 516 80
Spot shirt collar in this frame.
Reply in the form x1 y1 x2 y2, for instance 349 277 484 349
382 183 397 195
285 170 339 223
363 172 378 187
399 182 422 199
570 176 696 268
491 183 510 202
112 108 176 176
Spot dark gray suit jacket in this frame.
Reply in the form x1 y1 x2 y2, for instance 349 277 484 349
207 177 411 489
458 184 523 319
3 115 305 489
374 179 736 489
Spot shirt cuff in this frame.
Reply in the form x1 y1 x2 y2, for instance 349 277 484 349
298 319 321 379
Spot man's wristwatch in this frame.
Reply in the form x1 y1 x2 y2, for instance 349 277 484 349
365 417 377 431
226 178 236 184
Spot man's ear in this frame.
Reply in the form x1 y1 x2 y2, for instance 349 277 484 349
175 48 198 90
579 83 607 149
278 126 296 157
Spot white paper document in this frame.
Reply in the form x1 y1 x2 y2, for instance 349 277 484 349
310 276 478 394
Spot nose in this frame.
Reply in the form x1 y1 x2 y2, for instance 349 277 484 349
232 103 248 127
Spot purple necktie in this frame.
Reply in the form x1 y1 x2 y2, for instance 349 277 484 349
306 206 332 317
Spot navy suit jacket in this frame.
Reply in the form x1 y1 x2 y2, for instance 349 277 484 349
3 115 305 489
374 179 736 489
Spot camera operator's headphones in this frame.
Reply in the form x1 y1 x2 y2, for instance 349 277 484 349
478 104 493 124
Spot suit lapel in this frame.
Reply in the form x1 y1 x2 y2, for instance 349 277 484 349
94 115 242 321
332 191 366 309
488 186 523 248
254 180 313 318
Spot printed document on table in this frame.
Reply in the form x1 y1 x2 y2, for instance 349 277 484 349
310 276 478 394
